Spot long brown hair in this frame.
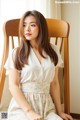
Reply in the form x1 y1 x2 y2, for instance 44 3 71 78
14 10 58 70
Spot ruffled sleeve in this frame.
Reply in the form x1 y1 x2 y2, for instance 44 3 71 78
4 48 16 75
51 44 63 67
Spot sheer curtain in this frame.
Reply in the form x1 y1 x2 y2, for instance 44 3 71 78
0 0 61 64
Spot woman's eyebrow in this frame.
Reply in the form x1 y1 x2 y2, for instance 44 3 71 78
23 21 37 24
30 22 37 24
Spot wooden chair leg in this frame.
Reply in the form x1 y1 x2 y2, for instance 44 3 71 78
0 68 6 102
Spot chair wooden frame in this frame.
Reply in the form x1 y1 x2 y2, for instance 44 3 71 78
0 18 70 114
0 19 20 103
46 19 70 114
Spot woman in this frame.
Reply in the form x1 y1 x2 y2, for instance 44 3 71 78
4 10 72 120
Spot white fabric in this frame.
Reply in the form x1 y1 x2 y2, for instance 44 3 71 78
4 45 63 120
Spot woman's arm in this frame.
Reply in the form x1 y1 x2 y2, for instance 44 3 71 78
50 68 62 114
8 68 32 112
50 68 73 120
8 68 43 120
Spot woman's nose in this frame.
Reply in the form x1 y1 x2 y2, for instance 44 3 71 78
26 25 30 31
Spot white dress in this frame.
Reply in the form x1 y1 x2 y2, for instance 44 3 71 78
4 45 63 120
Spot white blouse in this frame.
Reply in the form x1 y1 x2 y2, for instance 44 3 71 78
4 44 63 84
4 44 63 120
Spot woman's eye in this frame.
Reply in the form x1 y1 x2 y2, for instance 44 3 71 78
23 24 26 27
31 24 36 27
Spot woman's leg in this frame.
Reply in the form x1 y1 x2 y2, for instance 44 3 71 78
45 111 63 120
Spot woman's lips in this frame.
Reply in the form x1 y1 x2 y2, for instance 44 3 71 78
25 33 32 36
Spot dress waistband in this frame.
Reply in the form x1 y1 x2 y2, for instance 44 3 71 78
20 82 50 94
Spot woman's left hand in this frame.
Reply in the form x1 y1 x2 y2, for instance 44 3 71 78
59 112 73 120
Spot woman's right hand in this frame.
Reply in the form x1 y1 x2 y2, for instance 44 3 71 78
27 110 43 120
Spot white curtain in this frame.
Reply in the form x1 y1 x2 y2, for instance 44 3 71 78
0 0 61 64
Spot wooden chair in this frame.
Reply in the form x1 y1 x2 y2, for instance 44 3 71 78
46 19 70 114
0 18 70 114
0 19 20 103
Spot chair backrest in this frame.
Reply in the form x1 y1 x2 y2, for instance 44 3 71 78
46 19 70 114
0 18 70 114
0 19 20 104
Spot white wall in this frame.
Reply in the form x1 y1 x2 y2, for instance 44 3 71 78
61 4 80 114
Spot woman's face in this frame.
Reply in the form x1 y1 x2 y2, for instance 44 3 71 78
23 15 39 42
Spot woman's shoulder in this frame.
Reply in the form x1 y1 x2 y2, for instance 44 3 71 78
8 47 19 62
11 47 19 56
12 47 18 53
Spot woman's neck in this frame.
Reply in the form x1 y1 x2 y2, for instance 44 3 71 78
30 41 38 50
